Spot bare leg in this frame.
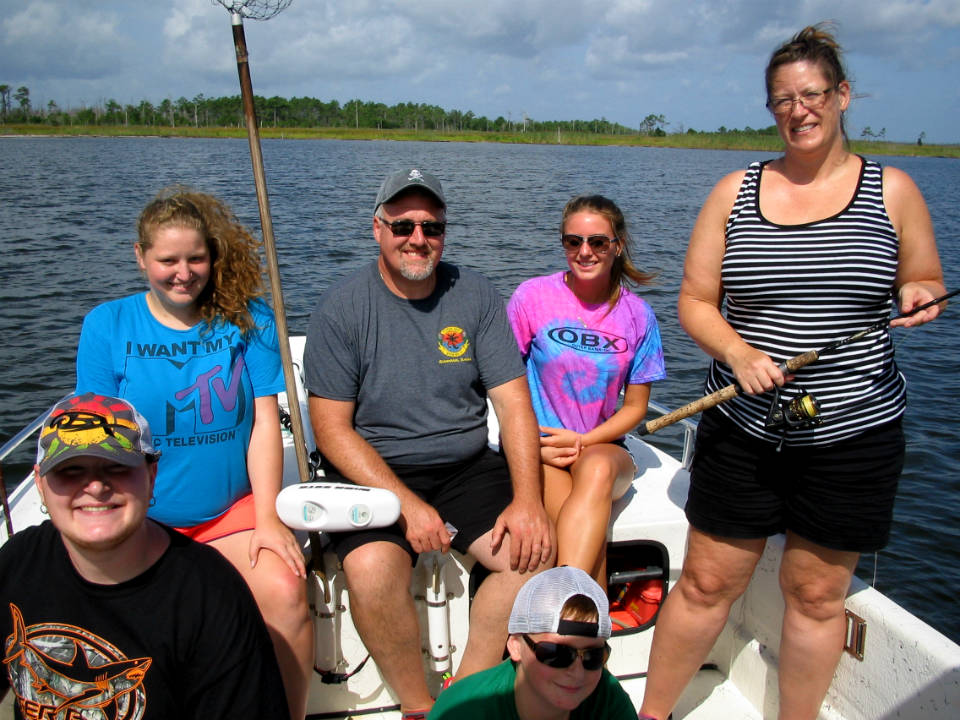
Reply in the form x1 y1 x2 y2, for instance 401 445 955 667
777 532 858 720
458 528 555 678
552 444 635 585
639 529 765 720
340 541 433 713
542 464 572 526
210 530 313 720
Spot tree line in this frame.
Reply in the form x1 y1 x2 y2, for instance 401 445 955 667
0 84 777 137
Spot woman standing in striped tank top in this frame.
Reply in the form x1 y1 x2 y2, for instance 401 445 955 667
639 25 947 720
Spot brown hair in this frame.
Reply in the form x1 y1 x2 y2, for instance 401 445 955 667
559 594 600 624
561 194 656 310
765 23 849 140
136 187 265 334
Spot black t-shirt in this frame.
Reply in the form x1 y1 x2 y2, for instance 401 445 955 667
0 521 289 719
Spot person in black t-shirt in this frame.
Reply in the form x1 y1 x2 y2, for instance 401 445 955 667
0 392 289 720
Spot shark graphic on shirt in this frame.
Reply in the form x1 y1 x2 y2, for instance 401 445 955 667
3 603 151 719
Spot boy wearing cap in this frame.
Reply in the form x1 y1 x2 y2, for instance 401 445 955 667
0 393 288 720
305 169 553 717
428 566 636 719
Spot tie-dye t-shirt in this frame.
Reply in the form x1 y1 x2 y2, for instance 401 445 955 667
507 272 666 434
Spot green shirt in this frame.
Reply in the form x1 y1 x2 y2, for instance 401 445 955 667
427 659 636 719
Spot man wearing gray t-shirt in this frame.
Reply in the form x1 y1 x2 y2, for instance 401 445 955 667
305 168 554 719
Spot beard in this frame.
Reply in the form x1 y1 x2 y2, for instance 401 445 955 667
399 253 437 281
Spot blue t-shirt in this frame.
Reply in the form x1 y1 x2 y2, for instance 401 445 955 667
75 293 285 526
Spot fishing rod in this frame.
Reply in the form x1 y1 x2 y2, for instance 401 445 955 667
639 289 959 436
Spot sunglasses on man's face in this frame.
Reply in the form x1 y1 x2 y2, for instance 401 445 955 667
377 216 446 237
521 634 610 671
560 234 618 254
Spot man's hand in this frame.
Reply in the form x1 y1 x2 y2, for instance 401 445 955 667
490 498 554 572
398 494 452 554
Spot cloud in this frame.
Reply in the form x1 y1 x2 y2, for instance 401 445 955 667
161 1 234 79
586 34 689 75
2 1 126 80
0 0 957 142
388 0 597 56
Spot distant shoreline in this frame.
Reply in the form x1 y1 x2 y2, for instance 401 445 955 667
2 123 956 159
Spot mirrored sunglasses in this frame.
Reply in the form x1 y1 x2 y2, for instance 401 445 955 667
377 216 446 237
560 234 618 254
521 634 610 671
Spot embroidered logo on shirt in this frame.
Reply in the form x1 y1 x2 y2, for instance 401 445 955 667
547 327 628 354
438 326 470 358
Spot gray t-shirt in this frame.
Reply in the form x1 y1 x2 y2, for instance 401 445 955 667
305 261 524 465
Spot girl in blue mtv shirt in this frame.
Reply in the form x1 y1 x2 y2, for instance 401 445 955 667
75 187 311 720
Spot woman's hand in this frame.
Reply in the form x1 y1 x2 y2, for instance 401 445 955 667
539 426 582 467
248 516 306 577
540 444 580 468
892 282 943 328
726 345 788 395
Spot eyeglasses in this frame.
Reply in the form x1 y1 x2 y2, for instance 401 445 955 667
560 234 618 254
766 87 835 116
521 634 610 671
376 215 446 237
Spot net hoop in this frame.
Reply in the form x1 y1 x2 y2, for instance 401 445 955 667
212 0 291 21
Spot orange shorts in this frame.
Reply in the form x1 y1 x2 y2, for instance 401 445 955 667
175 493 256 543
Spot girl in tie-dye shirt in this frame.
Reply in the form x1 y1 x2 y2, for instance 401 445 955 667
508 195 666 584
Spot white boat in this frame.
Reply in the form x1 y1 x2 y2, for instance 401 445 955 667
2 335 959 720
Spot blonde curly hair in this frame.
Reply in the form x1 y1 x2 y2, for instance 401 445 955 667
136 187 265 334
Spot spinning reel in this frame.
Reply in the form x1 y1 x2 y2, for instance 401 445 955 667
764 386 822 431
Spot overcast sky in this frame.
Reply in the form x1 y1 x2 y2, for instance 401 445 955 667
2 0 959 144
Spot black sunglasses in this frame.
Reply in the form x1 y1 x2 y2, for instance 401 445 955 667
560 234 618 254
521 634 610 671
377 216 446 237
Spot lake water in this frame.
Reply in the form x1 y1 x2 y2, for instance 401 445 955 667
1 136 958 643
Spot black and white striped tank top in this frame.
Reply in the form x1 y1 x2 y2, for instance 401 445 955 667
705 156 906 446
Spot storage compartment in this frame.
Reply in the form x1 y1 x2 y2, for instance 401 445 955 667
607 540 668 635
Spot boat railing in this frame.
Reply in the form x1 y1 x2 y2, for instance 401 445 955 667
0 395 69 537
0 403 58 466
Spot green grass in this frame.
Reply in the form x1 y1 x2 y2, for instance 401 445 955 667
2 123 957 158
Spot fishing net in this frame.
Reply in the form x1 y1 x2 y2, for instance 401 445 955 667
212 0 291 21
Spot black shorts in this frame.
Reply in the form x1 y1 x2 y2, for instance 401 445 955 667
323 448 513 564
685 409 904 553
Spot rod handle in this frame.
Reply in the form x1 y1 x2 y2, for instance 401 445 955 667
639 349 821 436
782 350 820 373
639 383 739 435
